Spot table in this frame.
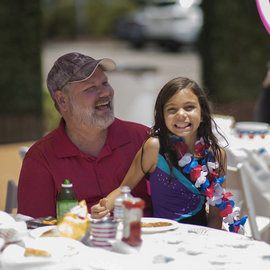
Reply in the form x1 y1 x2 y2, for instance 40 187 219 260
1 215 270 270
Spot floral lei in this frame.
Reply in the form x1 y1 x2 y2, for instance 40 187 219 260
171 136 248 233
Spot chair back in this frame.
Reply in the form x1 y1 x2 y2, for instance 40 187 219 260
226 164 245 215
227 161 270 242
5 179 18 213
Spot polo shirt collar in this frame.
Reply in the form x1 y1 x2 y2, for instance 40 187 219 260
105 118 131 150
53 118 130 159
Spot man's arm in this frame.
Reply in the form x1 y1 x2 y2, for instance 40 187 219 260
18 157 57 218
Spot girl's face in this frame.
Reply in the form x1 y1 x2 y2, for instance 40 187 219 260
163 88 202 148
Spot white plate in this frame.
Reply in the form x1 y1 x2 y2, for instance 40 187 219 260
141 217 179 234
1 237 85 266
29 225 57 238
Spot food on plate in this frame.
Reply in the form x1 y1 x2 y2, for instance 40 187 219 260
26 216 57 229
42 219 57 225
24 248 51 257
141 221 172 227
40 227 59 237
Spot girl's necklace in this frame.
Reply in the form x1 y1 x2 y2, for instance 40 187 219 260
171 136 247 233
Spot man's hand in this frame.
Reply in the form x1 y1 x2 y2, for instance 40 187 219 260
91 198 111 219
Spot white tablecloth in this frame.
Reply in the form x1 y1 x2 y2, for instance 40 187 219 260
1 221 270 270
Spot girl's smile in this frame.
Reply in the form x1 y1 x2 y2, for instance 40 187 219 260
164 88 201 147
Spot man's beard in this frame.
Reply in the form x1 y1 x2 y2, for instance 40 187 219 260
69 98 115 129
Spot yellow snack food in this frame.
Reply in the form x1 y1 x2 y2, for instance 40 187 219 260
24 248 51 257
57 200 90 240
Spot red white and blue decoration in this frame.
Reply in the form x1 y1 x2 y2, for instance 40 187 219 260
171 136 248 233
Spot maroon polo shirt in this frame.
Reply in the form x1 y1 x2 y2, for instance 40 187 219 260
18 118 152 218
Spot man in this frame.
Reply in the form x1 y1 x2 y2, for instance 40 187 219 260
254 64 270 124
17 52 152 218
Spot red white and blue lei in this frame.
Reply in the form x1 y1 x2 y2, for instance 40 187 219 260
171 136 248 233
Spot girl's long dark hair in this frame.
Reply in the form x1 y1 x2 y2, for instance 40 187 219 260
150 77 227 177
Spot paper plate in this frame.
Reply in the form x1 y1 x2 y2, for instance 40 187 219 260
141 217 179 234
29 225 57 238
1 237 85 267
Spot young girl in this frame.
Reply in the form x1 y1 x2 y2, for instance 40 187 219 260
91 77 246 231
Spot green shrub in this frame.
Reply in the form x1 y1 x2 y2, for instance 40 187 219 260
42 0 76 39
0 0 42 115
42 0 138 39
43 89 60 132
0 0 43 142
85 0 139 37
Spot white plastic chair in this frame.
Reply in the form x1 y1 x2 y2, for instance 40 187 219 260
226 163 270 242
18 146 29 159
5 180 18 214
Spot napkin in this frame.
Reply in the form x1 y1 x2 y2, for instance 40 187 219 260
0 211 28 251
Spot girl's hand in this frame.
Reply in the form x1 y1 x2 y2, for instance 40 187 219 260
90 198 111 219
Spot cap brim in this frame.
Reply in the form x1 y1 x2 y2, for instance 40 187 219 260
70 58 116 84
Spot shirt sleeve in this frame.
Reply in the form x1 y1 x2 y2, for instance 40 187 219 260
17 156 57 218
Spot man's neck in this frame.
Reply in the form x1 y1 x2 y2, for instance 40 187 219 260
65 122 108 157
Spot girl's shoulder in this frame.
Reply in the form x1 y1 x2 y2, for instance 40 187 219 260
144 136 160 151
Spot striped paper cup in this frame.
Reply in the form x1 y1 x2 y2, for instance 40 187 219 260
90 217 118 248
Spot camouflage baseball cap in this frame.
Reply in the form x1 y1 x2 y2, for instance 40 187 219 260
46 52 116 100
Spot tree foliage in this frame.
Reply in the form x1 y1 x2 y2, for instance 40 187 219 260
0 0 43 143
200 1 270 103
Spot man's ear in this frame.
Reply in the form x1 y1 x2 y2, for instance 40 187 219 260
54 90 68 111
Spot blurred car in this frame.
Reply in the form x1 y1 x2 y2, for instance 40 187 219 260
114 0 203 51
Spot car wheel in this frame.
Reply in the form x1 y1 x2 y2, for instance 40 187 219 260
130 39 145 49
164 41 180 52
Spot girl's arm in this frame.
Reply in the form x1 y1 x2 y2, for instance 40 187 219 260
91 137 159 218
207 205 223 229
207 147 227 229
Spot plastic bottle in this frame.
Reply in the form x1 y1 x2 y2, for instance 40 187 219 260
56 179 78 223
113 186 133 221
122 198 145 246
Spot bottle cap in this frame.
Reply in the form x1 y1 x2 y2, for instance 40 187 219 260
121 186 131 193
62 179 73 188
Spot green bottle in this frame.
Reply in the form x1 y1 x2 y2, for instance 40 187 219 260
56 179 78 223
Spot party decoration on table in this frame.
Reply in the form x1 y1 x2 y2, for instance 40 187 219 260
235 121 269 139
256 0 270 35
171 136 247 233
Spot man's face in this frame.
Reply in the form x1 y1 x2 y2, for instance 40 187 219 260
67 67 115 129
